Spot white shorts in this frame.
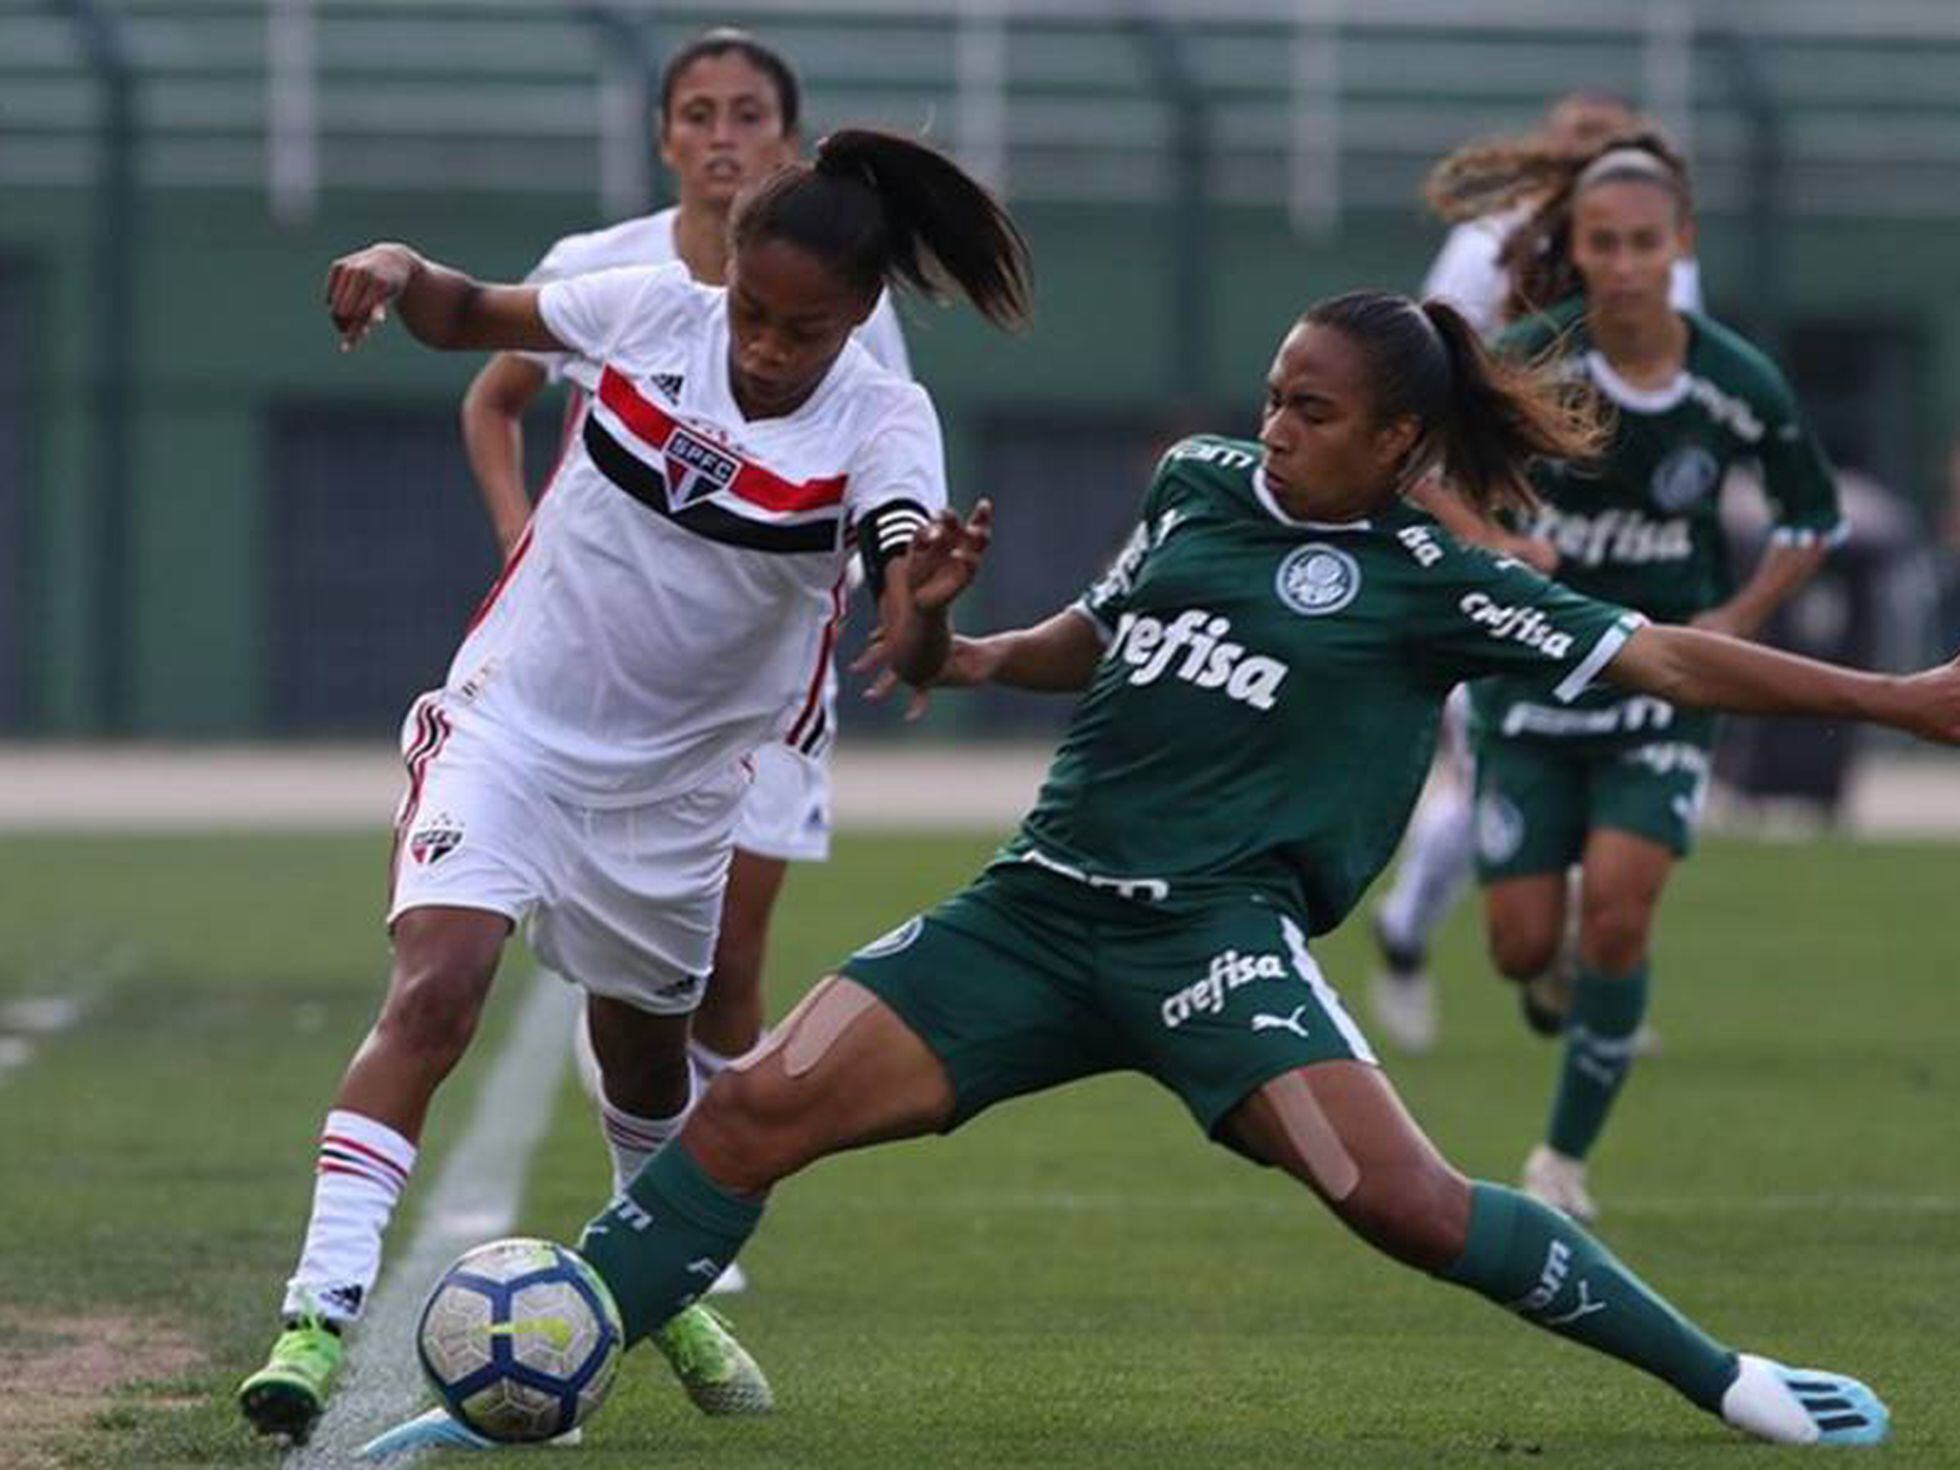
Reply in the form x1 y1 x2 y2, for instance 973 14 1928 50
732 739 832 863
388 694 744 1014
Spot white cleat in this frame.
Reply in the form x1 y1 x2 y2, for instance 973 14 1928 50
1368 967 1437 1055
1720 1353 1890 1446
357 1405 583 1459
705 1259 749 1296
1521 1144 1598 1224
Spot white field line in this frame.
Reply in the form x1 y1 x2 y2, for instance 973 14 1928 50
287 969 580 1468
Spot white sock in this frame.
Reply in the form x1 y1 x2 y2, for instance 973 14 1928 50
282 1109 418 1326
599 1081 695 1194
687 1036 742 1085
1378 783 1475 955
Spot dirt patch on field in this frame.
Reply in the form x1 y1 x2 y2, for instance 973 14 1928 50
0 1311 204 1468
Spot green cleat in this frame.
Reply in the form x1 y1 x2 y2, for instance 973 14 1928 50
652 1304 773 1416
238 1312 343 1445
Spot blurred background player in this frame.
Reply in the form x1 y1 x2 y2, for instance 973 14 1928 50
1425 133 1840 1220
238 128 1028 1447
458 28 911 1297
1370 89 1706 1054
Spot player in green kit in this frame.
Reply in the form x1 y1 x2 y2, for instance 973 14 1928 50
490 290 1960 1448
1427 132 1841 1222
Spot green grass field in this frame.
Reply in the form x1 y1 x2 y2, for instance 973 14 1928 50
1 830 1956 1467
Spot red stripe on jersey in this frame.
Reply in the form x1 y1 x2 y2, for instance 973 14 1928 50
596 367 848 517
536 387 588 509
787 568 849 747
464 522 536 637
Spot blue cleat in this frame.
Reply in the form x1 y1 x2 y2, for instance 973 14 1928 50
356 1405 583 1460
1721 1353 1890 1446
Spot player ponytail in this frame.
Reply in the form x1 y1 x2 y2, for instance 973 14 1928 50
1305 290 1607 520
731 128 1032 330
1423 130 1691 324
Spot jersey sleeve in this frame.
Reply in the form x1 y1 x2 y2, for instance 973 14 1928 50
1074 450 1181 640
536 264 690 391
515 234 587 382
846 385 946 586
1751 364 1845 547
1411 546 1647 701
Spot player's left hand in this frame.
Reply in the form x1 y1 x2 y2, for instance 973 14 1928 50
903 501 993 613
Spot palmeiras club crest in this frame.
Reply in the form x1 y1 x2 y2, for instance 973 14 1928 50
409 812 464 866
662 425 742 509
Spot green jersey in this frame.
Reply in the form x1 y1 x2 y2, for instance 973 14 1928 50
998 436 1645 934
1474 299 1840 744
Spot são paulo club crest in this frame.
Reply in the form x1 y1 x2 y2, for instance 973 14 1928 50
1275 542 1362 617
409 812 464 866
662 425 741 509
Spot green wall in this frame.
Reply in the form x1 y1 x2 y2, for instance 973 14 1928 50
5 187 1957 734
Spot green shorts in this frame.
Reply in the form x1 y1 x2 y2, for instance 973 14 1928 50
1472 733 1714 881
838 864 1377 1138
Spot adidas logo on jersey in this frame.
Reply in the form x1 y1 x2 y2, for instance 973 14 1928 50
1457 592 1577 659
652 373 685 401
1108 610 1288 711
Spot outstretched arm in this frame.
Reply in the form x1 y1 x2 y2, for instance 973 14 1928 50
325 243 561 354
1606 624 1960 743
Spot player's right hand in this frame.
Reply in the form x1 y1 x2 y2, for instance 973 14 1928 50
325 243 418 351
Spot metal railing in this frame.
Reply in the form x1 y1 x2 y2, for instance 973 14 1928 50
6 1 1960 222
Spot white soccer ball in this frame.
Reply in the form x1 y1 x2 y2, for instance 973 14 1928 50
417 1237 623 1443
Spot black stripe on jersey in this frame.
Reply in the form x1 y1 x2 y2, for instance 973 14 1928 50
584 416 839 555
855 498 932 598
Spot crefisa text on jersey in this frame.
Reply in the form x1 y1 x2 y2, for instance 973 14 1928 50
1107 609 1289 710
1456 591 1576 659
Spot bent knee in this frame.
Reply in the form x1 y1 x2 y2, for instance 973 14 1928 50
686 1068 815 1190
1578 902 1653 974
1487 922 1561 981
379 958 495 1064
1333 1163 1470 1271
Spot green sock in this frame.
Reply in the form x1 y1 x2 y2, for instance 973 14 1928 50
1547 963 1649 1159
1443 1181 1736 1410
576 1144 764 1346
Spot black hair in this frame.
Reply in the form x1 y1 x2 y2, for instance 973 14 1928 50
1304 290 1607 517
658 27 801 134
730 128 1032 330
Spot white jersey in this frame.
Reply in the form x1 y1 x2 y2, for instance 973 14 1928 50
1422 204 1703 336
522 206 912 380
447 262 943 807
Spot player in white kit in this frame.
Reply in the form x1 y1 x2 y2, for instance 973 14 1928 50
457 33 909 1279
238 127 1031 1449
1369 90 1704 1054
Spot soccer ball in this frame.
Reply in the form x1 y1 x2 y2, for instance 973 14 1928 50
416 1237 624 1443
